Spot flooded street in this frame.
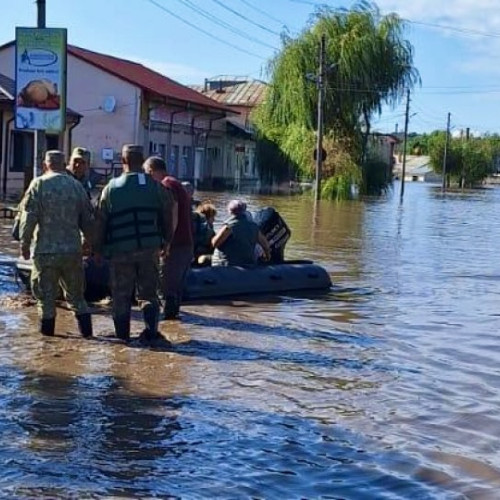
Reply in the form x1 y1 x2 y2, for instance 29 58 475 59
1 182 500 499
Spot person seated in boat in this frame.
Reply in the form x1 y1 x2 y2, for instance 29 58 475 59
212 199 271 267
193 201 217 266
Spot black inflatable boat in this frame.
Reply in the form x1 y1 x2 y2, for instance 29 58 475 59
15 259 332 302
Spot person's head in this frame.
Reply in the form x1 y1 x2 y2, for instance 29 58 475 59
43 150 65 173
227 199 247 217
196 201 217 225
68 146 90 180
181 181 194 199
121 144 144 172
143 155 167 182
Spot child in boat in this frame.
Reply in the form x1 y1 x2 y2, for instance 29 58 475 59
193 201 217 266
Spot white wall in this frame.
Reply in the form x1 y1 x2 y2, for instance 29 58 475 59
0 45 140 169
67 55 139 168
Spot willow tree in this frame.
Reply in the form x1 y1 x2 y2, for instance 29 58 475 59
254 1 420 196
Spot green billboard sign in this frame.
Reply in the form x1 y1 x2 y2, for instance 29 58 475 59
15 27 67 132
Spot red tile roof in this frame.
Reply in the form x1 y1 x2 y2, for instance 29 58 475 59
68 45 232 114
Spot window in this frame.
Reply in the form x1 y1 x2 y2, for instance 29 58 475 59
169 145 179 176
181 146 192 177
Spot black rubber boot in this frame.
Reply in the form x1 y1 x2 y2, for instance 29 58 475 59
76 313 93 338
141 304 160 342
113 314 130 342
40 318 55 337
163 296 180 320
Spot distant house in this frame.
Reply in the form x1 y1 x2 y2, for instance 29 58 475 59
394 155 441 183
367 132 399 163
366 132 399 183
0 72 81 196
190 76 267 189
0 42 233 194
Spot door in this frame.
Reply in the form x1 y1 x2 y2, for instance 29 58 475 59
12 132 34 173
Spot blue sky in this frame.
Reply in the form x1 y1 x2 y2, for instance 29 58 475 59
2 0 499 135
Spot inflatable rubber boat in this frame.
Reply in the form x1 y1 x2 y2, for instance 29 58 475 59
15 259 332 302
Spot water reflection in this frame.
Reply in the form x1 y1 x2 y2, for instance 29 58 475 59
1 183 500 497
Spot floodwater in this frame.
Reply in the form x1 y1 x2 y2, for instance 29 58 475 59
1 182 500 499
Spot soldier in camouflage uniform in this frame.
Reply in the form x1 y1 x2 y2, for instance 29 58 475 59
19 150 95 337
66 146 93 199
94 145 175 343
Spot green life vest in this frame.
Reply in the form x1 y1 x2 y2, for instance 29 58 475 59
213 214 259 267
104 173 163 255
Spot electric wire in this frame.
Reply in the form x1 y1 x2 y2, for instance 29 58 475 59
173 0 278 50
236 0 289 27
144 0 265 59
208 0 282 36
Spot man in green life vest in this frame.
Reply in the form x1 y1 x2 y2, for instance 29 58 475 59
94 144 175 343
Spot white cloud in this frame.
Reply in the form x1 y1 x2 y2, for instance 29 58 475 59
376 0 500 29
375 0 500 77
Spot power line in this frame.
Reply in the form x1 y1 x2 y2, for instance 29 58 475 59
327 85 500 96
173 0 277 50
286 0 500 40
236 0 289 27
409 20 500 39
144 0 264 59
208 0 281 36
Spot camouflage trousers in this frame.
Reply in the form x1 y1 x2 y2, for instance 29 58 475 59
110 250 160 319
31 253 88 319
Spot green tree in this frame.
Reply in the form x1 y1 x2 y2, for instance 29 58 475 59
429 134 495 187
254 0 419 197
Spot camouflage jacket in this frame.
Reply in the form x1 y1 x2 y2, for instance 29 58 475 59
66 168 93 199
20 172 94 255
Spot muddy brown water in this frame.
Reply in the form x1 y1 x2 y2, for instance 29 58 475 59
0 182 499 499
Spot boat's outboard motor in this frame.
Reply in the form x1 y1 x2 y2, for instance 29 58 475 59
253 207 291 264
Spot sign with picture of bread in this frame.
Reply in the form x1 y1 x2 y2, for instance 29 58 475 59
17 79 60 110
15 27 67 131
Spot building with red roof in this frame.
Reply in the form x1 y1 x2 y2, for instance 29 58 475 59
0 41 241 194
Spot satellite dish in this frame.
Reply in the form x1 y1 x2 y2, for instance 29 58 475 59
103 95 116 113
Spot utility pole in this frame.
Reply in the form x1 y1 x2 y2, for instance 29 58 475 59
314 33 326 203
34 0 46 183
399 88 410 203
442 112 451 193
461 127 470 190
